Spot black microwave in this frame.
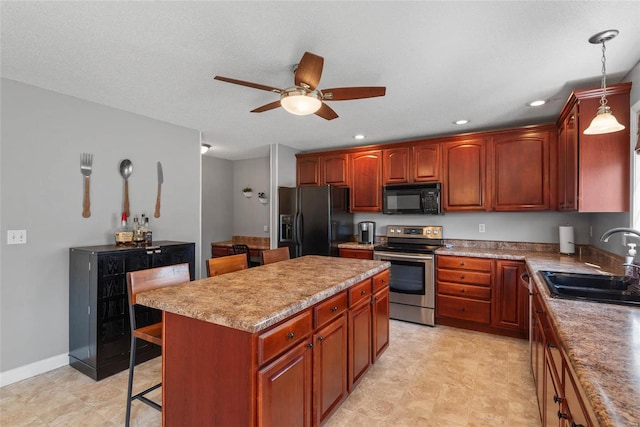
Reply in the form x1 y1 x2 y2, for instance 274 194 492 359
382 183 441 215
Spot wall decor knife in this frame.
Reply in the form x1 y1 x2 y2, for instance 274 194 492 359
154 161 163 218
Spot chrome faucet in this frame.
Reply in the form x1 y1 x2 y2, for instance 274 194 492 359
600 227 640 282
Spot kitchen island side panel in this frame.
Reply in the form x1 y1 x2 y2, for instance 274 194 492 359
163 311 257 427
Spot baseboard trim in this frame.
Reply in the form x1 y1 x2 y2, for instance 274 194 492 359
0 353 68 387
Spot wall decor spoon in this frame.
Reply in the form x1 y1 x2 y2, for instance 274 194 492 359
119 159 133 217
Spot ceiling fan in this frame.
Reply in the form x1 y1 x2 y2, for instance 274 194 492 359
214 52 386 120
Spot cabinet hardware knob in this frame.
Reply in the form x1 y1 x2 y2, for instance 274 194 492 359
317 336 324 342
307 343 313 349
461 307 466 312
361 290 367 295
536 309 543 314
547 342 556 349
287 332 295 339
331 306 339 312
557 411 568 420
460 262 465 266
375 297 379 301
460 289 465 293
554 395 563 403
461 275 466 279
571 423 584 427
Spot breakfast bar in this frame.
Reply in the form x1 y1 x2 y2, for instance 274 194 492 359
136 255 390 426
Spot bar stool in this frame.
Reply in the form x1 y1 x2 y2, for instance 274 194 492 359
125 263 191 427
260 247 291 265
232 244 260 267
206 253 248 277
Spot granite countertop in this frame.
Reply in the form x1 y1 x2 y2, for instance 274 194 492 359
437 245 639 427
338 241 380 250
212 236 271 250
137 255 389 334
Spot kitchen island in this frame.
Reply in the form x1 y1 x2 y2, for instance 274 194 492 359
137 255 390 426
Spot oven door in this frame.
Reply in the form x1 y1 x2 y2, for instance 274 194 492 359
373 251 434 309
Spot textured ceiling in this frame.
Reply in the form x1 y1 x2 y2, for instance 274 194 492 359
2 1 639 160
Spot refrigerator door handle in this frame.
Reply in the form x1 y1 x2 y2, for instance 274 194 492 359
295 212 302 246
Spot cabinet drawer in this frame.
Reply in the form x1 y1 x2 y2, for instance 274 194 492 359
438 256 491 272
314 291 348 329
437 269 491 286
349 279 372 307
258 310 312 366
438 282 490 300
437 295 491 324
339 248 374 260
372 270 390 293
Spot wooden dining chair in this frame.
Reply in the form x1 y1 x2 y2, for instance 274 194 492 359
206 253 248 277
125 263 191 427
261 247 291 265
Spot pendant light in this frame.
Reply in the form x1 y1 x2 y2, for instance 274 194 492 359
583 29 625 135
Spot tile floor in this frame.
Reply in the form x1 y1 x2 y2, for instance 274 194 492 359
0 321 540 426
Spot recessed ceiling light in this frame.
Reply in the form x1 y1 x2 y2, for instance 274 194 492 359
453 120 469 125
354 134 366 140
528 100 546 107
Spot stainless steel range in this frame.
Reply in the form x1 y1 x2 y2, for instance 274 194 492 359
373 225 443 326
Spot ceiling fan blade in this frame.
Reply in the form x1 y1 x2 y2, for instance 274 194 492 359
251 100 282 113
315 103 339 121
214 76 282 93
294 52 324 90
321 87 386 101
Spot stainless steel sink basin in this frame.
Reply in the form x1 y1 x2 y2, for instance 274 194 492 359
539 271 640 306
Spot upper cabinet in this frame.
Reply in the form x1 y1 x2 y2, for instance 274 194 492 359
556 82 631 212
490 127 555 211
296 153 350 187
442 138 489 212
351 150 382 212
382 143 441 185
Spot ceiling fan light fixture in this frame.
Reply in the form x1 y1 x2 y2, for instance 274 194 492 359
280 88 322 116
583 29 625 135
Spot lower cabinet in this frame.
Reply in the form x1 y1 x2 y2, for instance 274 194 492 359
436 255 528 339
531 284 596 427
338 247 374 260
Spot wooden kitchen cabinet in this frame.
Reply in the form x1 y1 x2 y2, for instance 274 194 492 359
490 127 554 211
348 279 372 390
413 143 441 182
350 149 383 212
382 143 441 185
297 155 322 186
296 153 350 187
372 271 390 362
442 138 489 211
491 260 528 336
556 82 631 212
383 146 411 184
339 248 374 260
68 241 195 380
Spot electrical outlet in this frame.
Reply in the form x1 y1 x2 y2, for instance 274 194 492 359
263 225 269 233
7 229 27 245
479 224 485 233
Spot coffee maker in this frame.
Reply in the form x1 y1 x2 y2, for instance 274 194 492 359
358 221 376 245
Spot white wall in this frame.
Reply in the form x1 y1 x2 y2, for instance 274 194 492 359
0 79 201 379
201 155 234 277
232 157 270 237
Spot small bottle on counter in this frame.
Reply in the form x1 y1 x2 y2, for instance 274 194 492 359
115 212 134 246
142 216 152 246
133 216 145 246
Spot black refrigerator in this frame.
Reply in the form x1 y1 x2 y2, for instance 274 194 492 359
278 186 354 258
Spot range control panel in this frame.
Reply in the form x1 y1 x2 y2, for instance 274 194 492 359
384 225 443 238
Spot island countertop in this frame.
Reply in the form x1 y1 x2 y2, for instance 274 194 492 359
136 255 390 334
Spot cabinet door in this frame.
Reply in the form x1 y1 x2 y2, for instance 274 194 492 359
544 358 563 427
558 106 578 211
563 361 595 427
297 156 321 186
413 143 441 182
532 305 545 422
348 299 372 391
153 244 196 279
258 340 313 427
442 139 488 211
322 153 350 186
492 260 528 335
383 146 410 184
372 286 389 362
313 314 348 425
350 150 382 212
491 131 550 211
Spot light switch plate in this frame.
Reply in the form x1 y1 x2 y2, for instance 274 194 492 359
479 224 486 233
7 229 27 245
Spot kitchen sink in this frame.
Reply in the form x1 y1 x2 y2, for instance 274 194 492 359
539 271 640 306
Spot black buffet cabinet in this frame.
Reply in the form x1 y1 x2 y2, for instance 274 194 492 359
69 241 195 380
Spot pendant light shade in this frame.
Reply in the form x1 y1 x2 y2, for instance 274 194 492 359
583 29 625 135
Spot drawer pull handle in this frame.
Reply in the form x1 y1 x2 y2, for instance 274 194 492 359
460 289 465 293
360 290 367 296
460 275 466 279
287 332 295 340
557 411 568 420
461 307 466 312
547 342 556 349
331 306 339 312
460 262 465 266
553 395 563 403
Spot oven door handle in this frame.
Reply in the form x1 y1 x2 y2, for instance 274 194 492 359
375 252 433 261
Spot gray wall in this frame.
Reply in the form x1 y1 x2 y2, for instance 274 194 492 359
201 156 234 277
232 157 270 237
0 79 201 375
